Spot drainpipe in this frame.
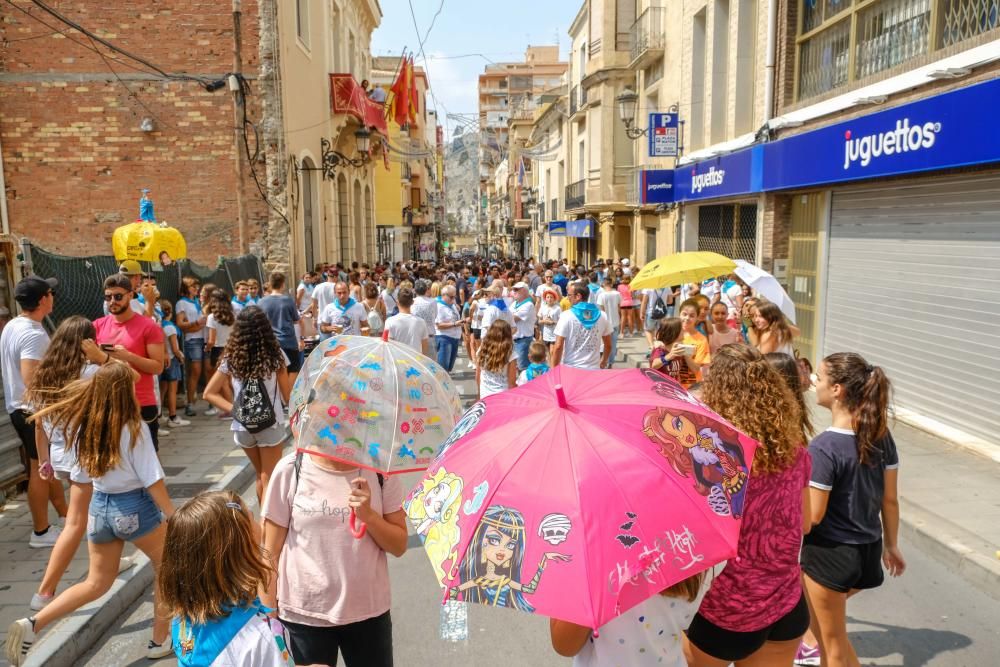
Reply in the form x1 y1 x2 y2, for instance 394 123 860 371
0 131 9 235
763 0 778 124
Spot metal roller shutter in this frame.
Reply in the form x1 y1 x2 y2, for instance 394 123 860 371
825 173 1000 442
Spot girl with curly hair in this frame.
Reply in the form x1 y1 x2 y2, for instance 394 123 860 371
25 317 111 611
475 320 517 399
683 343 812 667
203 306 290 504
748 300 799 356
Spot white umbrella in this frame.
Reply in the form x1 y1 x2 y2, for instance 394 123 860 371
733 259 797 324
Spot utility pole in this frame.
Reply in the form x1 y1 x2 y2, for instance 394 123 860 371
231 0 249 254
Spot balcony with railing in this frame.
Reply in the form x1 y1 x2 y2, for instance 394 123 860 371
565 179 586 210
569 85 588 117
630 6 666 68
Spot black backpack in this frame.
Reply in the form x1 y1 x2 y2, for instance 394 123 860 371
233 375 277 434
650 289 669 320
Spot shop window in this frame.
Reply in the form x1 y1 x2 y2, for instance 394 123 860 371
697 203 757 262
645 227 658 263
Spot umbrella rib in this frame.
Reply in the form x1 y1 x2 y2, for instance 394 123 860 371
562 419 599 628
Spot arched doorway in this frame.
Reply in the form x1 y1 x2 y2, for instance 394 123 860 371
300 158 317 271
364 184 374 261
337 173 349 262
353 179 364 261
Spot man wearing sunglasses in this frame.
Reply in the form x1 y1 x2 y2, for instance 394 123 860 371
94 274 166 451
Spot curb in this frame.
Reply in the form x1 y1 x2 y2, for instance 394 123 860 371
24 458 257 667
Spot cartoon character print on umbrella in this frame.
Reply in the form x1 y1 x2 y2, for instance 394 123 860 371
449 505 571 613
405 468 464 583
640 368 707 410
642 408 749 519
436 401 486 458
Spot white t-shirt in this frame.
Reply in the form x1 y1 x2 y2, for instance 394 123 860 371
385 312 430 354
644 288 670 319
480 301 514 332
319 301 368 336
412 296 438 337
175 297 205 339
434 299 463 339
537 303 563 342
478 349 517 398
0 316 49 413
471 299 488 331
511 299 537 339
555 311 612 370
162 322 180 361
297 282 315 312
572 591 702 667
535 283 558 299
206 314 233 348
380 289 397 315
596 289 622 329
720 281 742 318
311 282 338 317
44 363 100 482
220 356 288 434
89 423 165 494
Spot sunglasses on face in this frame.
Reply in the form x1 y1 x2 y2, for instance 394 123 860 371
104 292 128 302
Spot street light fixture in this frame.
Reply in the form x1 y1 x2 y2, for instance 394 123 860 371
317 128 372 179
616 87 645 139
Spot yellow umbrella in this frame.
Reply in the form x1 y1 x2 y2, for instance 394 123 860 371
630 251 736 290
112 190 187 263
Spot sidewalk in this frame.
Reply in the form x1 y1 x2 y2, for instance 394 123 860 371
614 334 1000 601
0 407 257 667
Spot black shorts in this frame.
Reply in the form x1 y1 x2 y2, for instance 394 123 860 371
140 405 160 453
686 593 810 662
283 611 392 667
801 534 884 593
282 347 304 373
210 346 224 367
472 328 481 340
10 409 38 460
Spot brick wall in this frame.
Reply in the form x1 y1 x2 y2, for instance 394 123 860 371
0 0 267 263
760 193 791 273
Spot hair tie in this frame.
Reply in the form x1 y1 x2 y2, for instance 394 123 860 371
225 501 242 511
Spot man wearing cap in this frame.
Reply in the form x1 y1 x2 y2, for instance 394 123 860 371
94 274 166 451
510 282 537 371
1 276 67 547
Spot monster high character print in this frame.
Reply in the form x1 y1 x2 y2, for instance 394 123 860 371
642 408 749 519
436 401 486 458
450 505 570 612
405 468 465 583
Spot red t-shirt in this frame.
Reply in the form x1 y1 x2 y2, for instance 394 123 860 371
94 314 164 407
697 446 811 631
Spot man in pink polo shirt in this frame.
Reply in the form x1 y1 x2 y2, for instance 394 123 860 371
94 273 165 450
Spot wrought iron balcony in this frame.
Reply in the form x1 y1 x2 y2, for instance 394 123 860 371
569 85 588 116
565 179 586 210
630 6 666 68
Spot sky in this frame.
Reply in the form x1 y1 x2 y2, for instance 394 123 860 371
371 0 575 133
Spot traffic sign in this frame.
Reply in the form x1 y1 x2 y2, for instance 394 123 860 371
648 112 679 158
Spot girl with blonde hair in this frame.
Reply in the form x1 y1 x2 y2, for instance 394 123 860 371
6 362 175 665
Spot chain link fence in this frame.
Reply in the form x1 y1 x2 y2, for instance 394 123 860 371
697 203 758 262
25 242 264 328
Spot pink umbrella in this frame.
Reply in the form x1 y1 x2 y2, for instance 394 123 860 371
404 366 759 629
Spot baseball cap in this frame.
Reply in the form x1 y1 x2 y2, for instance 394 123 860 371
118 259 142 275
622 258 630 266
512 281 529 290
14 275 58 308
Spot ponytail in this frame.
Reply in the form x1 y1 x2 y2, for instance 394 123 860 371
824 352 892 465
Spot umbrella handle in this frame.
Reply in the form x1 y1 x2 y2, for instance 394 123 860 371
349 508 368 539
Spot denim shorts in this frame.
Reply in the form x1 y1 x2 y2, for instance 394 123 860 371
183 337 205 362
234 423 290 449
88 488 163 544
160 357 183 382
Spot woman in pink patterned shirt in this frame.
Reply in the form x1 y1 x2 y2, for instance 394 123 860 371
684 344 813 667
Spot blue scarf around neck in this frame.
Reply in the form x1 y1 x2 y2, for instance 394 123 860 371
490 298 508 312
333 297 357 312
526 362 550 381
571 302 601 329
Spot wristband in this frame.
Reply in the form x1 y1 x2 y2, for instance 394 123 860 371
105 352 111 364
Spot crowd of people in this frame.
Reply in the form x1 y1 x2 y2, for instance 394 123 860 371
0 254 904 667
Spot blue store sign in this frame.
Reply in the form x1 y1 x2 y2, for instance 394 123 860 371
640 169 675 204
674 145 764 202
548 219 595 238
763 76 1000 190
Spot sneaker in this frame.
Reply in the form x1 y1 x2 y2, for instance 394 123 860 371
147 639 173 659
159 427 171 437
183 405 196 417
794 641 821 666
5 617 36 666
467 361 475 369
167 415 191 427
218 412 233 421
158 415 170 426
29 593 52 611
28 525 62 549
204 407 219 416
118 555 135 575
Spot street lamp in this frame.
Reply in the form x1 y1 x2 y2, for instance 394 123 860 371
317 127 372 179
616 87 645 140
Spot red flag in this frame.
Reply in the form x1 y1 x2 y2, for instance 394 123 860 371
389 57 410 127
408 56 419 123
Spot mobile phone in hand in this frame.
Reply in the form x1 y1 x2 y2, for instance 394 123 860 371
100 343 115 351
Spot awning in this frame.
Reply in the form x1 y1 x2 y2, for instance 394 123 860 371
548 219 594 238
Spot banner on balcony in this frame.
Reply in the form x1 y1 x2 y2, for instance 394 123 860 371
762 76 1000 190
329 74 388 134
548 219 594 238
648 113 679 158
